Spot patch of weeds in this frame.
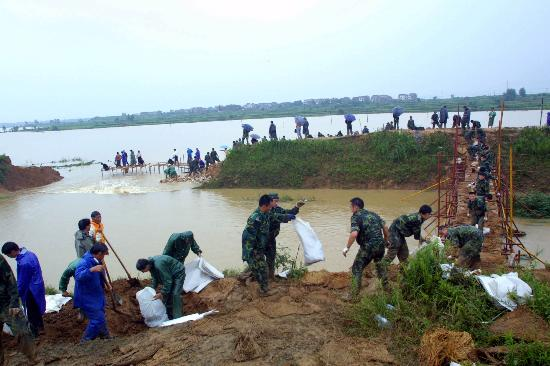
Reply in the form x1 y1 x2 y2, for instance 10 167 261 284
519 271 550 321
45 285 59 295
276 246 308 280
505 335 550 366
222 268 242 277
350 243 502 364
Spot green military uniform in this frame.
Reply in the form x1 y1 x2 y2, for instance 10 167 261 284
475 177 490 199
0 255 34 363
467 142 480 159
242 208 292 293
382 212 424 268
488 110 496 127
59 258 80 293
480 149 495 167
164 166 177 178
267 205 299 278
74 230 95 258
447 225 483 268
163 232 202 264
468 197 487 231
148 255 186 319
350 209 386 295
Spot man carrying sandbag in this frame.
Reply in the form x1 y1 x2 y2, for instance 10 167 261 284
440 225 483 268
267 193 305 280
342 197 389 298
163 231 203 265
136 255 185 319
241 195 295 296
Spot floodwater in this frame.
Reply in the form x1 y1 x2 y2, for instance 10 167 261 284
0 165 439 286
0 109 549 286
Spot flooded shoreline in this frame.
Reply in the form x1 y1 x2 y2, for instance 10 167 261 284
0 165 548 287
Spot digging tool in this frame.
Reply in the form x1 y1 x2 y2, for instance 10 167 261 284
102 233 141 287
103 261 123 308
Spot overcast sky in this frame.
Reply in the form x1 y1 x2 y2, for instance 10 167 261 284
1 0 549 123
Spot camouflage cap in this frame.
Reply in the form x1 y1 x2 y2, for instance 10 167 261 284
268 192 279 199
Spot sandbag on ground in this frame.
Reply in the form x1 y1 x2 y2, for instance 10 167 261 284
136 287 169 327
476 272 532 311
184 258 224 293
293 218 325 265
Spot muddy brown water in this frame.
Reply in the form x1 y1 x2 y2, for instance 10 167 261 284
0 166 442 286
1 165 548 287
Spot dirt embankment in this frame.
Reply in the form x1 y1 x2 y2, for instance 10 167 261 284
7 271 400 366
0 155 62 192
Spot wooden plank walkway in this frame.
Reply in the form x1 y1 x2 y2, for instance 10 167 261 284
101 163 190 177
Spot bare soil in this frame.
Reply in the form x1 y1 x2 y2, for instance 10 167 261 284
0 156 62 192
7 273 399 366
489 306 550 343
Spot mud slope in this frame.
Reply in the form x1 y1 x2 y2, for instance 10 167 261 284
0 155 62 192
7 272 398 366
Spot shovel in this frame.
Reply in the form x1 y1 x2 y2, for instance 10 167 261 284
102 233 141 287
103 261 124 307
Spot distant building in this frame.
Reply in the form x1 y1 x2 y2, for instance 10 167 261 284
303 99 316 105
398 93 418 101
352 95 370 103
371 95 393 103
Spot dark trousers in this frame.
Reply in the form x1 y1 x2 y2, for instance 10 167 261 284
346 123 353 135
25 293 43 338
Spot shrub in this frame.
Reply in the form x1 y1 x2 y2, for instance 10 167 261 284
45 285 59 295
276 246 308 280
515 192 550 218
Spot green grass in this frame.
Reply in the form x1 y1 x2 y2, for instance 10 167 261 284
505 336 550 366
519 271 550 321
515 192 550 218
0 154 10 184
45 285 59 295
205 131 453 188
222 268 243 277
349 244 502 363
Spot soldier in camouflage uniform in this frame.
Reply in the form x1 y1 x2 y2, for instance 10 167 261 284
467 191 487 231
0 255 36 364
475 171 491 199
343 198 389 297
441 225 483 268
241 195 295 296
478 153 493 179
266 193 305 279
163 231 203 265
381 205 433 281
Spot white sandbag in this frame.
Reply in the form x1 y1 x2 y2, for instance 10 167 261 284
45 294 72 313
293 218 325 265
136 287 169 327
183 258 224 293
160 310 218 327
476 272 533 311
3 324 12 336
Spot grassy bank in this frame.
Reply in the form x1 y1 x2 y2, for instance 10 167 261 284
350 243 550 365
205 131 453 189
501 127 550 218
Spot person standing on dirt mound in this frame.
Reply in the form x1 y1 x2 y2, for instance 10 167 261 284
75 218 95 258
89 211 106 244
136 255 185 319
440 225 483 268
267 193 304 280
342 198 389 298
163 231 202 265
381 205 433 282
0 254 37 364
74 243 112 342
241 195 296 296
2 242 46 339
